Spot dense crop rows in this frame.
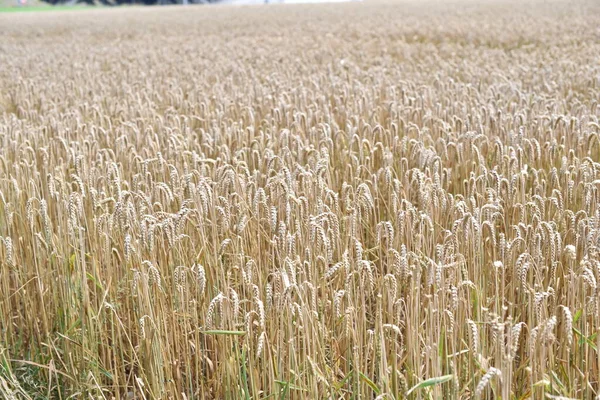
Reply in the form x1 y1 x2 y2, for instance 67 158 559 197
1 1 600 398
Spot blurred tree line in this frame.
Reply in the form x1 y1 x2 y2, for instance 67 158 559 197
41 0 220 5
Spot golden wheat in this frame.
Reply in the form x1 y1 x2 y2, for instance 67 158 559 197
1 0 600 398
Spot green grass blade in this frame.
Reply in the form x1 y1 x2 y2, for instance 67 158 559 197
406 374 454 396
358 371 381 395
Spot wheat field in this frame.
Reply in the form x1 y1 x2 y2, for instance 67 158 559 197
1 1 600 398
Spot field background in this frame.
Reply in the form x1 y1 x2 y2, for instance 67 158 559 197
1 1 600 399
